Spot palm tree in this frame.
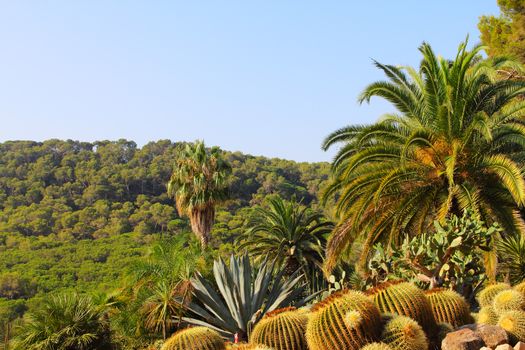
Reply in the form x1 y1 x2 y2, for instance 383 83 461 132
237 196 332 287
167 141 231 248
322 40 525 273
13 293 111 350
497 234 525 284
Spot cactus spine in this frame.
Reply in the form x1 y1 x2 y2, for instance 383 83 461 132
306 290 382 350
425 289 473 328
249 307 308 350
477 306 498 325
225 344 272 350
381 315 428 350
477 283 510 307
498 310 525 343
514 281 525 297
493 289 525 314
366 281 436 334
161 327 225 350
361 343 393 350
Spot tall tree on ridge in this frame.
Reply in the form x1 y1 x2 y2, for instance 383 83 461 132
167 141 231 248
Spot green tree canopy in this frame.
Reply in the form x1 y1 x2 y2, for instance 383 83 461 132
479 0 525 61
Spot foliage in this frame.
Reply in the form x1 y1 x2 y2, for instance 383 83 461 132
236 196 332 292
183 254 311 341
498 234 525 284
13 293 112 350
322 40 525 273
167 141 232 247
479 0 525 61
368 211 499 299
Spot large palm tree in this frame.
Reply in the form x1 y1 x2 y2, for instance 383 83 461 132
167 141 231 248
237 196 333 285
322 40 525 273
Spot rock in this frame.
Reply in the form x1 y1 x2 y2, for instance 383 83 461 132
516 341 525 350
441 328 484 350
460 324 509 348
479 347 491 350
495 345 513 350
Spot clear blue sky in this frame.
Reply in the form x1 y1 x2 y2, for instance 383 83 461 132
0 1 499 162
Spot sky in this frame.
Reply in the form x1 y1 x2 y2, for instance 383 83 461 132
0 1 500 162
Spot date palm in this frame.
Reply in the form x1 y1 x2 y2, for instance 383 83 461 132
322 40 525 273
167 141 231 248
237 196 332 284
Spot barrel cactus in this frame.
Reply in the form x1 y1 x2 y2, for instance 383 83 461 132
514 281 525 296
366 281 436 334
249 307 308 350
478 306 498 325
306 290 382 350
477 283 510 307
498 310 525 343
225 344 272 350
361 343 393 350
381 315 428 350
161 327 225 350
493 289 525 314
425 289 473 328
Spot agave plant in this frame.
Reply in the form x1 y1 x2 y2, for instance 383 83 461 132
182 254 312 341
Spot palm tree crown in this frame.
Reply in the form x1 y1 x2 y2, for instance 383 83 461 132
237 196 332 281
322 40 525 273
167 140 231 247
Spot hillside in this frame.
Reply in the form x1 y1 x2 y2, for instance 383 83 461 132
0 139 330 302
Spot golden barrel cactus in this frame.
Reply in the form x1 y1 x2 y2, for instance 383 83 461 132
425 289 473 328
306 290 382 350
478 306 498 325
366 281 436 334
361 343 393 350
249 307 308 350
498 310 525 343
477 283 511 307
381 315 428 350
493 289 525 314
161 327 225 350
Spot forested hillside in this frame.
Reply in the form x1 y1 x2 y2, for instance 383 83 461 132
0 139 329 304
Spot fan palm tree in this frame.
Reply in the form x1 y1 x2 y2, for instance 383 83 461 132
13 293 111 350
237 196 332 286
167 141 231 248
322 40 525 273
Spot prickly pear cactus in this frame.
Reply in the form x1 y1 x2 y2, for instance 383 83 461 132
161 327 225 350
306 290 382 350
381 315 428 350
249 307 308 350
366 281 436 334
498 310 525 343
425 289 473 328
477 283 510 307
493 289 525 314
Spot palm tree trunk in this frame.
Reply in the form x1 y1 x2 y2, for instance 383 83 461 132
190 207 215 249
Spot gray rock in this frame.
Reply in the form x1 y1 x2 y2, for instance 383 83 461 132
495 344 513 350
515 341 525 350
